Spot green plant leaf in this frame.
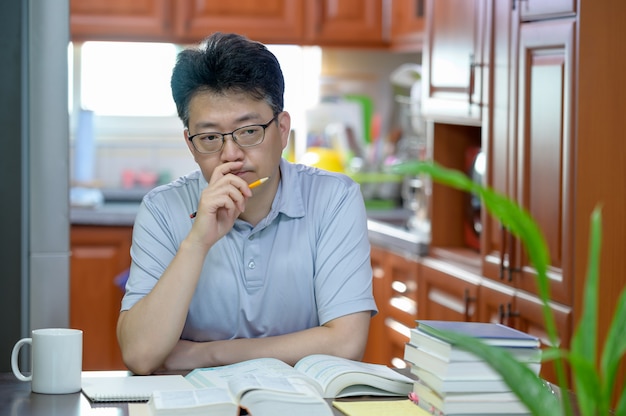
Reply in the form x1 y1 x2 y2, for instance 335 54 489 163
568 352 604 415
424 327 562 415
570 206 602 415
601 286 626 408
615 384 626 416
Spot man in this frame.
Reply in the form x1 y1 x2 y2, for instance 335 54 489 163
117 32 376 375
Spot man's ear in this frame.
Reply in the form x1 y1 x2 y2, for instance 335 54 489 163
278 111 292 150
184 129 196 155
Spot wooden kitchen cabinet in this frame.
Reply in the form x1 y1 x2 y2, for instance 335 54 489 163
174 0 305 45
70 225 132 370
382 249 419 367
478 281 572 383
418 257 480 322
71 0 391 47
71 0 305 44
70 0 172 42
479 0 626 395
482 11 575 306
517 0 575 21
511 18 575 305
304 0 386 47
365 0 626 400
363 246 391 364
421 0 488 124
363 245 419 367
390 0 425 51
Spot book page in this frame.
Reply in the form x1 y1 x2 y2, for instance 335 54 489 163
294 355 413 397
151 387 235 408
186 357 323 399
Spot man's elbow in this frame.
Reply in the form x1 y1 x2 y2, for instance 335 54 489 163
338 339 367 361
120 347 163 375
117 314 163 375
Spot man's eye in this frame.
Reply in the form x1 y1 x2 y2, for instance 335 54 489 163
201 134 221 142
239 127 260 137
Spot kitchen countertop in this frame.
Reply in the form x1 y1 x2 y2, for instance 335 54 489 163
70 202 140 227
70 187 149 227
366 208 429 256
71 201 428 256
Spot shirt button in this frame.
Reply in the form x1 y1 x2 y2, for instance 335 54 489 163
247 260 256 269
248 234 255 240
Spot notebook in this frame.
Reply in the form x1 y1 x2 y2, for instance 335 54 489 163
82 374 195 402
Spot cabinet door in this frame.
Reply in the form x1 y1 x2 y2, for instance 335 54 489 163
517 0 575 21
305 0 386 46
482 0 517 285
70 226 132 370
390 0 425 51
174 0 305 44
363 246 391 364
384 251 419 366
477 280 516 326
514 292 572 384
514 19 575 305
70 0 172 42
418 258 480 321
421 0 487 124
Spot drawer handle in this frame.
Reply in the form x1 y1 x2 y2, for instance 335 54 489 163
468 53 475 113
463 289 476 321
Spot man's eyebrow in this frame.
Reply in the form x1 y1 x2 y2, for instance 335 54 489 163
193 113 264 131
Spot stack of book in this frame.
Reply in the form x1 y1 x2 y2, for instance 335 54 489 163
403 320 542 415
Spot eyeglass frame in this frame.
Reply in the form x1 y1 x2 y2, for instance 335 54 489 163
187 114 279 154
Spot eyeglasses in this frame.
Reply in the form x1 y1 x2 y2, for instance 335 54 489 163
188 115 278 154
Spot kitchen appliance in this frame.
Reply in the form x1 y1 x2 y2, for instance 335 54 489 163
465 148 484 251
389 64 432 249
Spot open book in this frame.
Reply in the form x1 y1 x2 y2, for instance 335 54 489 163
147 354 413 416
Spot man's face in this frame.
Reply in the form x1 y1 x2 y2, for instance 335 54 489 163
184 90 290 187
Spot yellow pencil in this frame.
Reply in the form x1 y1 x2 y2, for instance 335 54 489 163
248 176 270 189
190 176 270 218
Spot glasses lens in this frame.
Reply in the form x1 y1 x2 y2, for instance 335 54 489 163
193 134 223 153
233 125 265 147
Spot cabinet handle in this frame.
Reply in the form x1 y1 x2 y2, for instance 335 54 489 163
314 2 323 35
497 304 506 325
512 0 529 11
416 0 425 17
506 303 520 317
500 225 521 282
468 53 476 113
506 229 522 281
499 224 506 280
507 230 515 282
463 289 476 321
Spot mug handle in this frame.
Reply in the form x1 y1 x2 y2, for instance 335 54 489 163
11 338 32 382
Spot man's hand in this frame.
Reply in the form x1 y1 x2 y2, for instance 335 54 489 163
188 161 252 250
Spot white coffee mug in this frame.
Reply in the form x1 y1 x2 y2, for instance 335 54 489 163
11 328 83 394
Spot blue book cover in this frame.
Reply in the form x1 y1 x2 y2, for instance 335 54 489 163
416 320 540 348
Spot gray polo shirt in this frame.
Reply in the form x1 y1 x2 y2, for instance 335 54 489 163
121 159 377 341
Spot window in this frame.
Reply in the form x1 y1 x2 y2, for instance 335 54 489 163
70 41 321 150
79 41 178 117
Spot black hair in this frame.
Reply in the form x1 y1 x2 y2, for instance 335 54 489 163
171 32 285 128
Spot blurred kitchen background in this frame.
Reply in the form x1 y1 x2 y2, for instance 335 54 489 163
69 42 423 203
1 0 428 372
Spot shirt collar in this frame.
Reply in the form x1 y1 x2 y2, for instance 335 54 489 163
271 158 306 220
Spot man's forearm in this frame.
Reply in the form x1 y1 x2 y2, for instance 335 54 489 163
117 239 210 374
161 311 371 371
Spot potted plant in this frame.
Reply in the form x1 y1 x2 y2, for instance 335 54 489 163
392 161 626 416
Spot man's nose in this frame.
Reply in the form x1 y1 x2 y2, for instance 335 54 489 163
220 134 244 160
